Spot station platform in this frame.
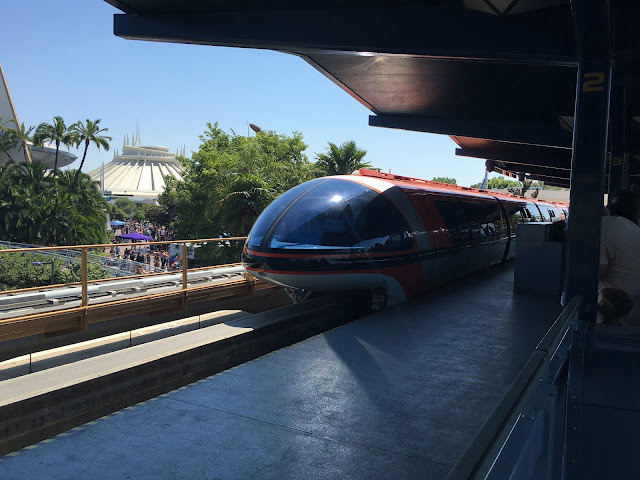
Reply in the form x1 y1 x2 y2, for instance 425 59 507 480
0 262 562 479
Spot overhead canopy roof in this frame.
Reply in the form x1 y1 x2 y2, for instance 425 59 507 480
104 0 640 188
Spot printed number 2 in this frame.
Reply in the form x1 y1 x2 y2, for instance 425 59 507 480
582 72 605 92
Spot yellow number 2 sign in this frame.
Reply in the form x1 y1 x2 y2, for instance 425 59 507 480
582 72 605 92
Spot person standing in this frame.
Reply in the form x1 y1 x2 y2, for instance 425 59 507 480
599 190 640 325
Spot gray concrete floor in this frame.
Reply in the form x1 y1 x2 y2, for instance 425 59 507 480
0 262 561 480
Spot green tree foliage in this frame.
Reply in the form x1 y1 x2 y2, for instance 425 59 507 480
431 176 457 185
470 177 521 189
132 203 165 223
113 198 136 218
68 118 111 190
158 123 316 263
0 116 18 163
489 177 521 189
0 250 111 291
0 161 109 245
470 176 565 192
1 120 33 163
106 202 126 222
508 179 536 198
314 140 371 175
33 116 73 174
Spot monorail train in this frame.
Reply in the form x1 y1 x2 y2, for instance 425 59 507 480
241 169 568 304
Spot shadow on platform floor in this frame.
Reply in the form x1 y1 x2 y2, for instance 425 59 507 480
0 262 562 480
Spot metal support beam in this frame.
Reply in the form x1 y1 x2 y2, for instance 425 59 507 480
491 163 570 180
608 86 629 193
370 116 573 148
112 4 577 64
518 174 571 188
455 148 571 171
563 5 611 475
564 62 611 323
564 1 611 322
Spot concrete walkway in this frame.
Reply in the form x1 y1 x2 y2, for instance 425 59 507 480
0 263 561 479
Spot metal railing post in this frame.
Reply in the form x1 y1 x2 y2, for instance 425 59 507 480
181 243 188 308
81 248 88 330
182 243 188 290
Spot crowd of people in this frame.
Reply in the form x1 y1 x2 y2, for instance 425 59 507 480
116 221 176 243
108 221 181 274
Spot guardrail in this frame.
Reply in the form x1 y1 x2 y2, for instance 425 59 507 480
0 237 273 342
0 240 166 276
446 296 583 480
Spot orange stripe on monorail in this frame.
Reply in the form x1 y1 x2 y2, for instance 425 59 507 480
355 169 564 207
245 266 396 276
243 247 417 260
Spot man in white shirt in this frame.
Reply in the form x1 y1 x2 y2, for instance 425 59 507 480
599 190 640 325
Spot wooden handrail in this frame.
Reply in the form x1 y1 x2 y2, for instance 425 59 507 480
0 236 259 340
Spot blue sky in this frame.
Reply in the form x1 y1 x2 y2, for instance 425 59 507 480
2 0 497 187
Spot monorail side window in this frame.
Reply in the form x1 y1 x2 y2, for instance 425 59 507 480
503 204 529 231
434 198 506 246
433 200 471 244
525 203 543 222
464 202 505 241
537 205 556 221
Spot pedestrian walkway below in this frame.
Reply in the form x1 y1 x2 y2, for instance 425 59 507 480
0 262 562 479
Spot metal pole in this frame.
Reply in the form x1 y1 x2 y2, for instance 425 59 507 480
81 249 88 307
182 243 188 290
564 0 612 323
81 248 88 330
608 86 628 194
50 261 54 286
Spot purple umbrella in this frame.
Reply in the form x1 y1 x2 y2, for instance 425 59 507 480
117 232 152 241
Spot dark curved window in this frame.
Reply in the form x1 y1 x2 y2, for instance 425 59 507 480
246 178 326 249
255 179 413 252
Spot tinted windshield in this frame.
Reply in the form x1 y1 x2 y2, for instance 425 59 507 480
246 179 323 249
248 178 413 252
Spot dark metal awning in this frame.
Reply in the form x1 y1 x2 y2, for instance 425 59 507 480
103 0 640 188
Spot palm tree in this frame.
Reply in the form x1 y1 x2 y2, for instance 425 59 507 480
33 116 73 174
217 174 274 235
0 162 108 245
315 141 371 176
4 122 34 163
68 118 111 190
0 116 17 163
